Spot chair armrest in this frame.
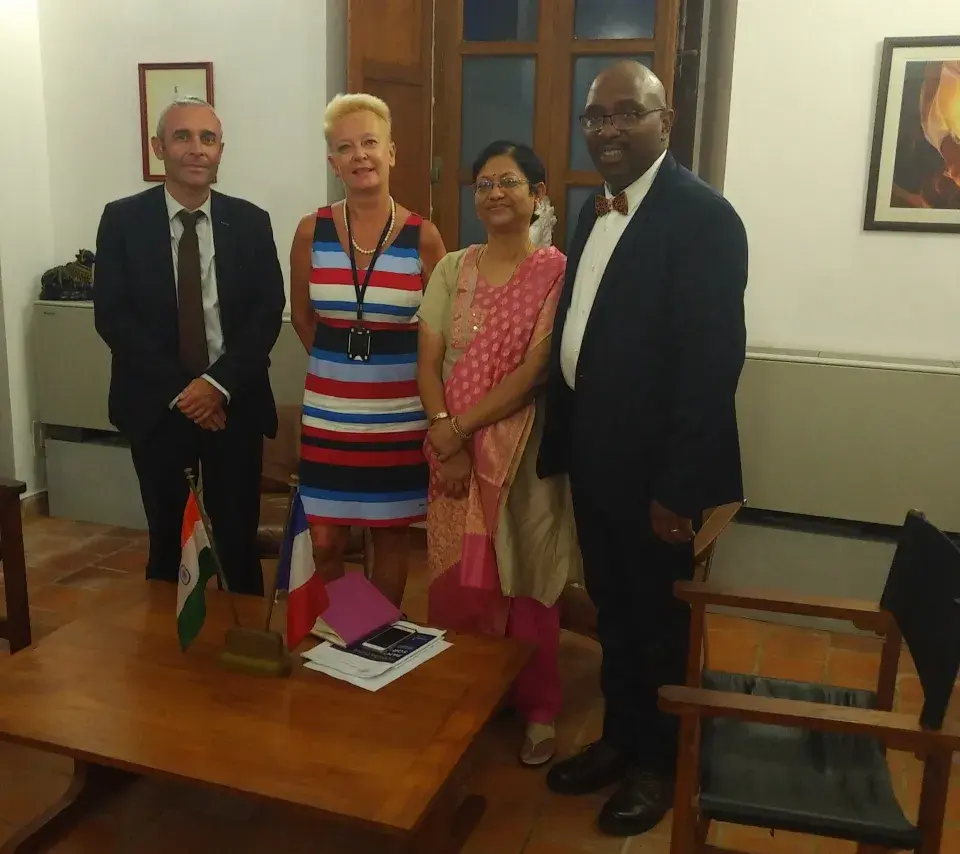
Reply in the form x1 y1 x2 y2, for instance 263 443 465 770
693 501 742 561
674 580 890 632
658 685 960 753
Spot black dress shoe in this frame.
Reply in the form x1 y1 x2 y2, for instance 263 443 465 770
545 741 631 796
597 768 673 837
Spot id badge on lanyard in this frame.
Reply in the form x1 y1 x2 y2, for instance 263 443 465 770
345 206 393 362
347 325 372 361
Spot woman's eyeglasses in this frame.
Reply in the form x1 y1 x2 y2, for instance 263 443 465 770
475 176 529 195
578 108 664 133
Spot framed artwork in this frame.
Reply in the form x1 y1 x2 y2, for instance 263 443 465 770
864 37 960 233
138 62 215 182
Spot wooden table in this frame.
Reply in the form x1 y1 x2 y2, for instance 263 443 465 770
0 583 529 853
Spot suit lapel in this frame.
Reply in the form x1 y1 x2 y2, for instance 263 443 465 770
211 191 235 327
556 195 598 330
567 197 597 278
143 185 179 323
551 193 598 365
577 155 677 355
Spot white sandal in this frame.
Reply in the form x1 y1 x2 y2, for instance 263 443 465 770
520 721 556 767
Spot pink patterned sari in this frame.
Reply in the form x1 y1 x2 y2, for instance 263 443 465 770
426 245 565 638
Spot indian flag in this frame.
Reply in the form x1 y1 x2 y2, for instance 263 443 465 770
177 492 217 650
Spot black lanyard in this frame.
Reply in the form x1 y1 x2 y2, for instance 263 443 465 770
344 205 393 323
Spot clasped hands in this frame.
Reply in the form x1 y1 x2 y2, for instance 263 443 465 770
428 417 471 499
177 378 226 430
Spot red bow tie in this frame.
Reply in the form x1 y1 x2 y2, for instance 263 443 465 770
595 192 628 216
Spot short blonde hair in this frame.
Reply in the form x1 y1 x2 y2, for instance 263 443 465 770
324 93 391 142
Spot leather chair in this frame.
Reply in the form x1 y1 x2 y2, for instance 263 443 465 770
258 406 372 574
557 502 742 651
0 478 31 653
660 509 960 854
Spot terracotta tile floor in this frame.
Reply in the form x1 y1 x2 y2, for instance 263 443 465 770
2 515 960 852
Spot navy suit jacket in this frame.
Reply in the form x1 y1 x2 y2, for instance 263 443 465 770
537 153 748 521
93 185 285 443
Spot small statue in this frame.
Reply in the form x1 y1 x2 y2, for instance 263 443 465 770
40 250 95 301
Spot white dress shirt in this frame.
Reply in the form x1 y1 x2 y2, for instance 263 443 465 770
164 188 230 403
560 150 668 389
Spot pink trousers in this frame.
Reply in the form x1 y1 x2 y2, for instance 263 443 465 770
505 597 562 724
427 576 562 724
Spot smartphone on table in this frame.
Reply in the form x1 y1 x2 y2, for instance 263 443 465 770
361 625 415 652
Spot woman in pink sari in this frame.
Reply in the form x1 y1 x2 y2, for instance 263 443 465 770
417 141 580 766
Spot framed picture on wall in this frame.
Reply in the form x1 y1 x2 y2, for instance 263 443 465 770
138 62 215 182
864 36 960 234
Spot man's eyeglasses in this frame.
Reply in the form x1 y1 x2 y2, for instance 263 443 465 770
578 108 664 133
475 176 529 195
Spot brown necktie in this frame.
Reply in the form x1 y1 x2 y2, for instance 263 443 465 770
176 210 209 376
595 192 629 216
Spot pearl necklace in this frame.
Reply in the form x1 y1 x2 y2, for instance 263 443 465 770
345 197 396 256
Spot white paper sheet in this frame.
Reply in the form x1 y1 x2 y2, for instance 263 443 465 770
303 639 452 692
301 621 445 678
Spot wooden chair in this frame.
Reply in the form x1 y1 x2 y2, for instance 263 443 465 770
0 478 31 653
660 509 960 854
558 501 743 648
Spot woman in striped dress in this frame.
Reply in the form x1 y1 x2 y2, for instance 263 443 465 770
290 93 446 606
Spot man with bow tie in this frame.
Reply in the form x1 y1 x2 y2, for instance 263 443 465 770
538 61 748 837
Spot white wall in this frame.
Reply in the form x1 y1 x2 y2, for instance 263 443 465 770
0 0 348 493
0 0 55 490
724 0 960 361
37 0 347 297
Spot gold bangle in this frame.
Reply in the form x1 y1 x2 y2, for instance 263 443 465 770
451 416 472 440
429 411 450 426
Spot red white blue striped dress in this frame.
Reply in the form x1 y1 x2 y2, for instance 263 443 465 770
299 206 428 527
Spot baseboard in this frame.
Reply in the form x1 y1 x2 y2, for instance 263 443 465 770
737 507 906 541
20 490 49 519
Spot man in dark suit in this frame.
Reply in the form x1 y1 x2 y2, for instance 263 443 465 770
539 62 748 836
94 96 285 596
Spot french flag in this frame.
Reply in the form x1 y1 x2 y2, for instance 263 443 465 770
275 490 329 649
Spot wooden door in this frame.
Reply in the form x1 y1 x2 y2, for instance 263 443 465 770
432 0 682 251
347 0 434 218
432 0 560 249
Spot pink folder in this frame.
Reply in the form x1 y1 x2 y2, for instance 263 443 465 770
308 571 402 648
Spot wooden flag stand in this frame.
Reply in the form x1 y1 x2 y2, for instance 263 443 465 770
219 625 292 678
185 469 293 678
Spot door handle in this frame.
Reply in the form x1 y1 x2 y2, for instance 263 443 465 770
431 156 442 184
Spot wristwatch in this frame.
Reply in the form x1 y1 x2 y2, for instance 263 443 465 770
429 411 450 426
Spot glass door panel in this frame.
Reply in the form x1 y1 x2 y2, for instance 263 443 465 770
463 0 539 41
459 184 487 247
460 56 537 168
574 0 657 39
